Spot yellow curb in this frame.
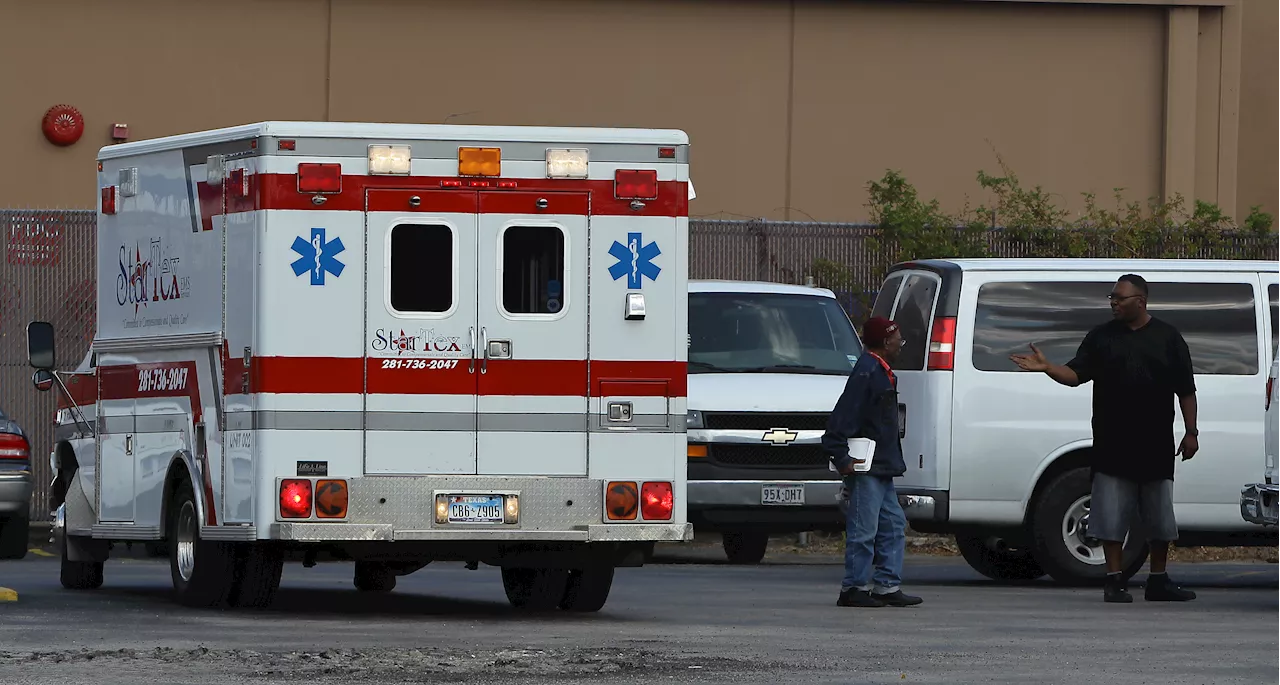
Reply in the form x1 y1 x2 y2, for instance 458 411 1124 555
0 587 17 602
29 548 54 558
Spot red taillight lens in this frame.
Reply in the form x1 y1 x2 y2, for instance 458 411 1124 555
928 317 957 371
614 169 659 200
0 434 29 461
641 481 673 520
280 479 313 518
297 163 342 193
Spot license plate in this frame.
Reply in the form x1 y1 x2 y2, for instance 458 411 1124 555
761 484 805 506
446 495 505 523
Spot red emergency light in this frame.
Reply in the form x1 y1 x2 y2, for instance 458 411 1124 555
279 479 313 518
101 186 117 215
297 163 342 194
614 169 658 200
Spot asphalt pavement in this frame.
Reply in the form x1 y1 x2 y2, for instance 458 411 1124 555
0 551 1275 685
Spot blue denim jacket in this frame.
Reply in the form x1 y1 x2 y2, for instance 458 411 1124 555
821 353 906 478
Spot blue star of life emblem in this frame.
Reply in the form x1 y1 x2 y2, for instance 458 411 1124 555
290 228 346 286
608 232 661 289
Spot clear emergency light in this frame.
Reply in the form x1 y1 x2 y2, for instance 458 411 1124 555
546 148 589 178
368 145 411 175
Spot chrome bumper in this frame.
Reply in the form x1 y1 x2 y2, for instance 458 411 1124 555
268 522 693 543
1240 483 1279 526
688 479 844 507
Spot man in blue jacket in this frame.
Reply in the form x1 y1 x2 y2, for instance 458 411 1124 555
823 316 922 608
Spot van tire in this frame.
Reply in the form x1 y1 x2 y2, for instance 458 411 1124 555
722 532 768 564
955 535 1045 581
559 566 615 612
59 535 104 590
1030 467 1148 586
168 479 238 607
0 514 28 560
502 567 569 611
229 543 284 609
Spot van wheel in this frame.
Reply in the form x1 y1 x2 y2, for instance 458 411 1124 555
168 479 238 607
559 566 615 612
353 561 397 593
0 514 29 560
502 567 569 611
59 535 103 590
1030 467 1148 586
955 535 1045 581
722 532 768 564
229 543 284 609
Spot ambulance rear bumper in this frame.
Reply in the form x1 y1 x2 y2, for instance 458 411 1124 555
267 522 693 543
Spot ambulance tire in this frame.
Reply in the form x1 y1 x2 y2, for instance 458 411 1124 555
353 561 397 593
722 532 768 565
1030 467 1149 587
501 567 570 611
229 543 284 609
168 479 239 608
558 566 615 613
59 535 104 590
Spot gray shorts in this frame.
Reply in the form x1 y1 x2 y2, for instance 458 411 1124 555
1089 472 1178 542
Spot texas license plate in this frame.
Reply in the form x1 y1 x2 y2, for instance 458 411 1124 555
761 484 805 506
446 495 504 523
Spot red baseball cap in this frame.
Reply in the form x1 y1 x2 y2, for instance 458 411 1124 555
862 317 900 347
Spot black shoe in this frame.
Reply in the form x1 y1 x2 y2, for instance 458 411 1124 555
876 590 923 607
837 589 885 607
1144 573 1196 602
1103 574 1133 603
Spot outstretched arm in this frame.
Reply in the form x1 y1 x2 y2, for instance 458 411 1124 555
1011 343 1083 387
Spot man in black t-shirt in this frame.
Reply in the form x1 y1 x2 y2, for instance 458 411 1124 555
1012 274 1199 604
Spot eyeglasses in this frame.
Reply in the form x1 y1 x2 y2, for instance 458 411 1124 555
1108 293 1142 302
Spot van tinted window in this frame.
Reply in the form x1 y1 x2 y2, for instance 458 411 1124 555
889 274 939 371
870 274 903 321
689 292 863 376
972 280 1258 375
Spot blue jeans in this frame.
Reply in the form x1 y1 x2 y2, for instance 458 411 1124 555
841 475 906 594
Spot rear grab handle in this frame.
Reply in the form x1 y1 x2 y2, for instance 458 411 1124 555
469 326 476 374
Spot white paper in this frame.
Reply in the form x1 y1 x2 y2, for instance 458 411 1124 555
827 437 876 472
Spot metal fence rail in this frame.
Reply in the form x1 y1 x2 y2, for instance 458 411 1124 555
2 210 1276 522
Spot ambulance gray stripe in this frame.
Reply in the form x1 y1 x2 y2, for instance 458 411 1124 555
219 411 685 433
260 138 689 164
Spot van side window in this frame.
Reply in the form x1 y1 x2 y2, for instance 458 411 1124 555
502 226 565 315
972 281 1259 375
870 274 904 321
1269 284 1277 361
889 274 938 370
390 224 453 313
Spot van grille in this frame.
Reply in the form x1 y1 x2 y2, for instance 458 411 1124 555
704 412 829 431
709 444 829 469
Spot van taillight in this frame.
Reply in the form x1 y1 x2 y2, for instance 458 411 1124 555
0 434 30 460
928 317 957 371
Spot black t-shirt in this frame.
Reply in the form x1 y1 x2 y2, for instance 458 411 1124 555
1065 317 1196 482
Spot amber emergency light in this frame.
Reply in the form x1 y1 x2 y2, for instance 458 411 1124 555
458 147 501 177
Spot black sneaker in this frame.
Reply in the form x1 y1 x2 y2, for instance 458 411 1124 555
876 590 923 607
1103 573 1133 603
837 589 885 607
1144 573 1196 602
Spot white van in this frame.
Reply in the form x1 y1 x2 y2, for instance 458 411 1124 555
684 280 865 563
870 258 1278 584
1240 351 1278 527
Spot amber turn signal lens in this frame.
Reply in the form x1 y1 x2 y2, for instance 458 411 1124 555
315 479 348 519
458 147 501 177
605 481 639 520
687 444 707 458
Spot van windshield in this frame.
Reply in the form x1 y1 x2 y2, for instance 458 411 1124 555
688 291 863 376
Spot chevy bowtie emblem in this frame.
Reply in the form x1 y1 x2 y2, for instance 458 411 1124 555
761 428 799 445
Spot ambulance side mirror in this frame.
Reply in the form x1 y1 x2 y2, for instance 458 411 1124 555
27 321 56 370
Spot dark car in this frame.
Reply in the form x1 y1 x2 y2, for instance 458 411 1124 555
0 406 33 559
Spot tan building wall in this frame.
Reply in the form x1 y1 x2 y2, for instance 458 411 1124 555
0 0 1273 224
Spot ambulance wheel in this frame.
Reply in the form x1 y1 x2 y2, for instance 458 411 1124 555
0 513 28 560
501 567 569 611
229 543 284 609
168 479 238 608
558 566 615 613
722 532 768 565
353 561 397 593
59 535 103 590
1030 467 1149 586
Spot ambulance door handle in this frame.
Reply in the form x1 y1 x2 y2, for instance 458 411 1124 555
469 326 476 374
480 327 488 374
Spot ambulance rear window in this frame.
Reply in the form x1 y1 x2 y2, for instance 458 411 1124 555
390 224 453 313
502 226 566 316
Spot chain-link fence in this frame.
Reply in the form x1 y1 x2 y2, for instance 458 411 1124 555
2 211 1276 521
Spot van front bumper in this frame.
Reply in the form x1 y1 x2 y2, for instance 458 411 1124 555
687 480 948 530
1240 483 1278 526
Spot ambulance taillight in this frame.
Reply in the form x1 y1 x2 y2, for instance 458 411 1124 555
614 169 658 200
297 163 342 194
280 479 313 518
641 482 674 521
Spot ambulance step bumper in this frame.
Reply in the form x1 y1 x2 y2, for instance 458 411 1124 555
1240 483 1279 526
268 522 693 543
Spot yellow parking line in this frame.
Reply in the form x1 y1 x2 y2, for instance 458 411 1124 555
28 548 54 558
0 587 17 602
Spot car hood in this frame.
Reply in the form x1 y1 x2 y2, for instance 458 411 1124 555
688 372 849 413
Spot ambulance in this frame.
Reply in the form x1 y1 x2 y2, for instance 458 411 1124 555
26 121 692 612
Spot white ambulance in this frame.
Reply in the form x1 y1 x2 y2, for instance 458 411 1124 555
26 121 692 612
